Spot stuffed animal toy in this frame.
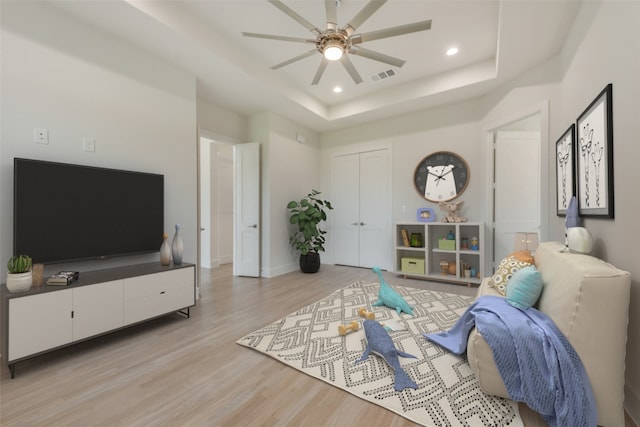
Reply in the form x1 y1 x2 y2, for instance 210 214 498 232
439 200 467 223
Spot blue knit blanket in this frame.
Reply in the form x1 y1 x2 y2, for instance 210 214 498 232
424 296 597 427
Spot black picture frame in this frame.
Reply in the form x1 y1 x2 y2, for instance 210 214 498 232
576 83 614 218
555 124 575 216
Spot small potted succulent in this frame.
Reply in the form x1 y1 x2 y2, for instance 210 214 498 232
6 255 33 293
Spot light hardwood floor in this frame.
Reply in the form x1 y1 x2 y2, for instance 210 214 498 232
0 264 635 426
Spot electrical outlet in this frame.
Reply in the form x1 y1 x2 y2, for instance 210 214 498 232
33 128 49 144
82 137 96 152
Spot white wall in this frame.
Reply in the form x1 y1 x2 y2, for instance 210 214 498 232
249 113 322 278
1 2 198 277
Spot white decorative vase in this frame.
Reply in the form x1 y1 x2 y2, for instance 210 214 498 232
160 233 171 266
171 224 183 265
6 271 33 293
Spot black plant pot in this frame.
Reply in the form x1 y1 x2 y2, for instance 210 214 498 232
299 252 321 274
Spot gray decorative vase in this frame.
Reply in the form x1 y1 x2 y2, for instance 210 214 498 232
171 224 183 265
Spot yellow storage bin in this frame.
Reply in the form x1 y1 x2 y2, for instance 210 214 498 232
401 257 425 274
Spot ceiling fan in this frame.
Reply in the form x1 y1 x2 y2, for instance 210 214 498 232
242 0 432 85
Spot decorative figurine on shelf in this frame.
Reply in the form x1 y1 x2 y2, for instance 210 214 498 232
440 260 449 275
461 237 469 250
439 200 467 223
446 230 455 240
471 236 479 251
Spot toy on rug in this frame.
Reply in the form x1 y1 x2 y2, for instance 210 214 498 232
356 320 418 392
358 307 375 320
338 321 359 336
439 200 467 223
372 266 414 315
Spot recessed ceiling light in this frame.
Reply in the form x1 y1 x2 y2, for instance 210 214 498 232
333 86 343 93
446 47 459 56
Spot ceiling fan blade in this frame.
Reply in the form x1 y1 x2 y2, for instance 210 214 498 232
344 0 386 34
348 46 405 68
311 58 329 85
271 49 318 70
352 20 432 44
268 0 322 36
242 32 313 44
325 0 337 31
340 55 364 85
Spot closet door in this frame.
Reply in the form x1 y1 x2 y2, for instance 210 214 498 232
331 149 391 270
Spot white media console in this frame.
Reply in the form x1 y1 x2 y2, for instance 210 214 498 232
1 262 196 378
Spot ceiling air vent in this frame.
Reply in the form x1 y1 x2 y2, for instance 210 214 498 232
370 69 397 83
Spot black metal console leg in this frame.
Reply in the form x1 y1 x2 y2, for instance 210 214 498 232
177 307 190 318
9 363 15 379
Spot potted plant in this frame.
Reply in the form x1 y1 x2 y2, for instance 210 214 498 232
287 190 333 273
6 255 33 293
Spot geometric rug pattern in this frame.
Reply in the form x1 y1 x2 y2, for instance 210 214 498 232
237 281 523 427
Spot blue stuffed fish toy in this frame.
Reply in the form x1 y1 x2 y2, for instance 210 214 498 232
356 320 418 391
372 266 413 315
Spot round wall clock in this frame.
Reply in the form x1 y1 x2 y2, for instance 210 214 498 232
414 151 470 202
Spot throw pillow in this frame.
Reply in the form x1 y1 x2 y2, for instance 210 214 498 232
489 255 532 296
506 265 544 309
508 250 534 265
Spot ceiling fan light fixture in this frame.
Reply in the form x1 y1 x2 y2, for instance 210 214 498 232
324 43 344 61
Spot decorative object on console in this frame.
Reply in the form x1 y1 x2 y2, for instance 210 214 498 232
438 200 467 223
32 263 44 287
416 207 435 222
567 227 593 254
414 151 470 202
47 271 80 286
576 83 614 218
160 232 171 266
5 255 33 293
171 224 184 265
556 124 576 216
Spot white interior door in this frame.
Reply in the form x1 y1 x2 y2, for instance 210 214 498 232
331 148 391 270
493 131 541 265
199 138 212 268
359 149 391 269
331 154 360 266
233 142 260 277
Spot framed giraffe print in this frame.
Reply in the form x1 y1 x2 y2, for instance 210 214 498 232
556 124 575 216
576 83 614 218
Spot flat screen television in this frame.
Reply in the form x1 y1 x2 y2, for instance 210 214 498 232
14 158 164 264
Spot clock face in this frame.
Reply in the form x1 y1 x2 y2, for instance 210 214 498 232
414 151 470 202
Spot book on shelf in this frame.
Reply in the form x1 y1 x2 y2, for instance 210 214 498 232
401 228 410 247
47 271 80 286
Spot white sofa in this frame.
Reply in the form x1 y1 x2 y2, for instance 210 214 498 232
467 241 631 427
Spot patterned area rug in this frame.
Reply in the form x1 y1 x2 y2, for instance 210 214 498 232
237 281 523 427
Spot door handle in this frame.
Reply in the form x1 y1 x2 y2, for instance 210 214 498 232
249 224 258 228
351 222 359 226
360 222 365 226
